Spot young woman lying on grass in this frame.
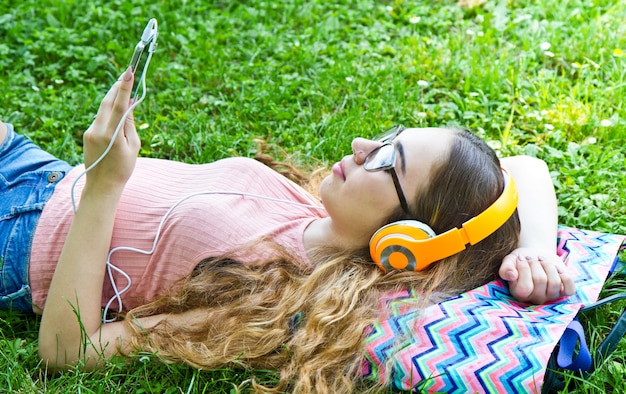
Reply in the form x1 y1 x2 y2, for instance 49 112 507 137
0 69 574 393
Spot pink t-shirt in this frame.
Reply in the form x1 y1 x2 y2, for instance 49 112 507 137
29 157 327 311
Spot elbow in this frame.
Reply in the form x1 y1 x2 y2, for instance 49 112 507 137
502 154 547 165
38 348 98 372
37 337 83 372
501 155 550 174
38 329 118 372
38 346 67 372
524 155 549 170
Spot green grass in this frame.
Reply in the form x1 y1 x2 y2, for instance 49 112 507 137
1 0 626 392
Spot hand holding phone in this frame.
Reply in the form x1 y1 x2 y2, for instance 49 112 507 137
129 18 158 100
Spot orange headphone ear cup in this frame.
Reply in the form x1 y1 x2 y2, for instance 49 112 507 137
370 220 436 272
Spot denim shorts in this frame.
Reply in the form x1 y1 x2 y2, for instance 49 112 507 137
0 123 72 311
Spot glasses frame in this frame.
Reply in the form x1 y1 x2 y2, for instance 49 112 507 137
363 125 410 214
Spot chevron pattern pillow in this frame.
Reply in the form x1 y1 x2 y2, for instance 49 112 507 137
362 226 624 393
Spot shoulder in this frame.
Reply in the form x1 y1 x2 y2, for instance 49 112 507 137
213 157 289 181
218 156 273 171
133 156 278 174
500 156 549 171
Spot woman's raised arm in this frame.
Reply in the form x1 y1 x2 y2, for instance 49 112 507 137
38 68 141 369
499 155 575 304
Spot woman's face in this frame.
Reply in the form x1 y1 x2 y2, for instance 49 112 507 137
319 127 454 246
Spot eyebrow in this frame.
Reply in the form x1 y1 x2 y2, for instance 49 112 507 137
396 140 407 175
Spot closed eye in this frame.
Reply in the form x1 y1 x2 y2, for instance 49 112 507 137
396 141 406 176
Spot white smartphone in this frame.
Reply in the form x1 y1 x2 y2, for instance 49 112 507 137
129 18 158 99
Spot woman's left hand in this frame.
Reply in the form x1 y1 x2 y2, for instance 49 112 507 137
82 67 140 193
499 247 576 304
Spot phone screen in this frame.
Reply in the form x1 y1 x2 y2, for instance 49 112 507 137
130 43 150 99
129 19 158 99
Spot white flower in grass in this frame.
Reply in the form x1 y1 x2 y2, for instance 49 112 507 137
386 6 393 12
540 42 551 51
586 137 597 144
544 123 554 131
410 16 421 24
469 92 479 97
417 112 427 118
588 59 600 69
544 51 555 57
417 80 429 87
139 123 150 130
466 29 475 36
600 119 612 127
32 85 40 92
345 76 353 82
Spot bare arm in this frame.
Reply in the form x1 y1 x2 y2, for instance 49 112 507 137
499 156 575 304
38 68 141 369
502 155 558 251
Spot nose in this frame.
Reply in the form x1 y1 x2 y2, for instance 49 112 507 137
352 137 382 165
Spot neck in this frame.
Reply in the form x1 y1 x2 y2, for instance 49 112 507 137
303 218 370 257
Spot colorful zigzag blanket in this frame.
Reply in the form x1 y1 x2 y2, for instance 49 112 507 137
362 226 625 393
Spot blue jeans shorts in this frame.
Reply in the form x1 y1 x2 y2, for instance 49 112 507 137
0 123 72 312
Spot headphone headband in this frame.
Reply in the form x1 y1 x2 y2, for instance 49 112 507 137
370 168 519 272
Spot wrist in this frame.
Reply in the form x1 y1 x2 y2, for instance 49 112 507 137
79 184 124 212
517 238 556 254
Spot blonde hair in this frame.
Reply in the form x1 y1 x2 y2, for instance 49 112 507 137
124 129 521 393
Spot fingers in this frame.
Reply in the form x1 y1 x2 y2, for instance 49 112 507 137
83 69 140 171
124 107 140 149
538 256 561 301
509 256 534 301
557 264 576 296
504 251 577 304
92 80 122 131
91 68 134 134
112 67 134 132
499 254 519 282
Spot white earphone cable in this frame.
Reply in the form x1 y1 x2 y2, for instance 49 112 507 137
67 56 325 322
70 52 153 213
68 53 152 323
100 191 324 322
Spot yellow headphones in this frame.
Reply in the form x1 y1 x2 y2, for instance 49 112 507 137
369 168 519 272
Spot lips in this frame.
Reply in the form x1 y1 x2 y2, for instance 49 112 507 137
332 160 346 181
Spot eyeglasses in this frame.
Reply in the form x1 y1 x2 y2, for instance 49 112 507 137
372 124 405 144
363 125 410 214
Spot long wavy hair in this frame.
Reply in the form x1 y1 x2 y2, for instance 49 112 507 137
124 128 520 393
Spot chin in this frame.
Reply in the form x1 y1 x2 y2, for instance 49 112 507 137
317 179 336 213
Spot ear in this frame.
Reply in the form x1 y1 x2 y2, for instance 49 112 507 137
370 220 435 272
